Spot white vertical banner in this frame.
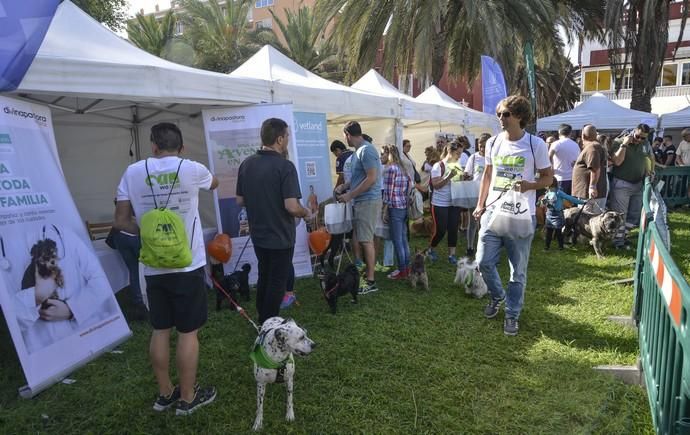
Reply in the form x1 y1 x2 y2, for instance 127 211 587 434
202 104 312 283
0 96 131 397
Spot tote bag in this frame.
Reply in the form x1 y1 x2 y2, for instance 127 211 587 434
486 189 534 239
324 202 353 235
450 180 480 208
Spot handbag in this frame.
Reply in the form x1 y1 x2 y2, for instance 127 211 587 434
450 180 480 208
324 202 353 235
486 189 534 239
406 175 424 220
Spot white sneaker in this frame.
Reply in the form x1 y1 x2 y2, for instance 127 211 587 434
387 270 401 279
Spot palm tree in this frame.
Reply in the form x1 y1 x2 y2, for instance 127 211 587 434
269 6 345 82
179 0 278 73
127 9 177 58
316 0 603 90
604 0 689 112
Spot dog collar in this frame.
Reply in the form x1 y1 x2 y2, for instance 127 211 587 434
249 332 293 370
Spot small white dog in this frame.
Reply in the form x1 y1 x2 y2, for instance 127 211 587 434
454 257 488 299
251 317 316 431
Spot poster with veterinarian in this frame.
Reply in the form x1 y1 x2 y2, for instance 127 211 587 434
202 104 312 283
0 96 131 397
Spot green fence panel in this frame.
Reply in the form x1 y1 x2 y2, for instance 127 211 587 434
655 166 690 207
638 223 690 434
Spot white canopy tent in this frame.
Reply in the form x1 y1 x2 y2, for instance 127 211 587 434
659 105 690 130
415 85 500 137
8 1 274 225
537 93 658 133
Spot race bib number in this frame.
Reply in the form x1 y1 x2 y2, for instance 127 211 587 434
493 155 525 191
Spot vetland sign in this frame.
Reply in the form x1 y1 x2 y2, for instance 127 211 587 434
3 106 48 125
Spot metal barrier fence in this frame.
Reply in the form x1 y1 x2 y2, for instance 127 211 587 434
655 166 690 208
634 178 690 434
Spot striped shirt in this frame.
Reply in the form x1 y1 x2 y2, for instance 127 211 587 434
383 164 410 209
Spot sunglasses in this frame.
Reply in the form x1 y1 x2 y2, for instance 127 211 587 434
633 134 648 141
496 111 511 119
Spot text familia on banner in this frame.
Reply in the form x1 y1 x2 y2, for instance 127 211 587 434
0 96 131 397
0 0 61 91
202 104 312 283
481 55 508 115
293 112 333 231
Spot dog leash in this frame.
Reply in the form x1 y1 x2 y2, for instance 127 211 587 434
208 273 259 332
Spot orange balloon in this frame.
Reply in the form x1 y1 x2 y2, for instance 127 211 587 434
308 229 331 255
207 233 233 263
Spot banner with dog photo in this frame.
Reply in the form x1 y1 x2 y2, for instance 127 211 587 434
202 104 312 283
0 95 131 397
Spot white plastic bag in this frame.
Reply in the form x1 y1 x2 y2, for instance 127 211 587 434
324 202 352 235
375 211 390 239
486 189 534 239
450 180 480 208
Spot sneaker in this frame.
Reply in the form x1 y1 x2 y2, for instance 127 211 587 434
358 281 378 295
387 270 401 279
448 255 457 264
354 259 364 269
153 385 181 411
176 385 217 416
504 318 519 336
426 249 439 262
392 269 409 280
280 293 296 309
484 297 505 319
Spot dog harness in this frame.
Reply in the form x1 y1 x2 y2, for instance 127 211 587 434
249 330 294 370
463 272 474 288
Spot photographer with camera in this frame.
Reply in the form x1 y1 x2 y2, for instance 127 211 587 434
608 123 654 250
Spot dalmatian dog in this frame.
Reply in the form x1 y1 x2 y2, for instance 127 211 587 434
454 257 488 299
251 317 316 431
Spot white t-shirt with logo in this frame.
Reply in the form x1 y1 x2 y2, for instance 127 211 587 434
117 156 213 276
464 153 485 181
551 137 580 181
485 132 551 215
677 140 690 166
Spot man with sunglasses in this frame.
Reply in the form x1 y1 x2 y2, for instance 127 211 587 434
473 96 553 336
608 123 654 250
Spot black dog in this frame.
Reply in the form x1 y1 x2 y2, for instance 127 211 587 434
21 239 65 309
320 264 359 314
211 263 251 311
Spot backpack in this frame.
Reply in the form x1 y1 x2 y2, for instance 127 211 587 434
139 159 193 268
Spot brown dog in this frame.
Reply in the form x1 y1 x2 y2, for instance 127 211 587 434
410 217 434 238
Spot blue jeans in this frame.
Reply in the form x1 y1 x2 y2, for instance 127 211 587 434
389 207 410 269
476 208 536 320
113 231 144 307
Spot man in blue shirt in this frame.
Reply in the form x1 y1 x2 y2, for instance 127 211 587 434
335 121 381 294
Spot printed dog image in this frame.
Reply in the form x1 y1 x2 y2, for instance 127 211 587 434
251 317 316 431
563 208 625 259
454 257 487 299
408 251 429 291
212 263 251 311
410 217 434 238
21 239 65 309
319 264 358 314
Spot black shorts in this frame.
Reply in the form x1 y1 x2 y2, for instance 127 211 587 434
145 267 207 333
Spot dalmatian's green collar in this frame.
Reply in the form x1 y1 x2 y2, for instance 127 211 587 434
250 330 294 370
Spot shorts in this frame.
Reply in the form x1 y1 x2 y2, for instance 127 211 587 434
145 267 207 333
353 199 381 242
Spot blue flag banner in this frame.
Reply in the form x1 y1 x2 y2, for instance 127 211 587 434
0 0 60 92
481 55 508 115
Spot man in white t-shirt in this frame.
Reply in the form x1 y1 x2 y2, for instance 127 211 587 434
473 96 553 336
549 124 580 195
676 129 690 166
115 123 219 415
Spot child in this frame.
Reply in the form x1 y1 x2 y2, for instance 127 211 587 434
540 179 585 250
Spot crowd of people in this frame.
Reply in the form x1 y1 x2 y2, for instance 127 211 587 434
110 93 678 416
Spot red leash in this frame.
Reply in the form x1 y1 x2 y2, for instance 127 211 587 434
208 273 259 332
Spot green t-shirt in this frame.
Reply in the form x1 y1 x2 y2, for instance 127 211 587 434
610 139 650 183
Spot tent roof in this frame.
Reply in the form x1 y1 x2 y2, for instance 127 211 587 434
415 85 499 133
230 46 398 118
537 93 658 131
14 1 272 109
660 104 690 129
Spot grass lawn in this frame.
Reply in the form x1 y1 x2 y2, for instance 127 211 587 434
0 221 661 434
669 208 690 282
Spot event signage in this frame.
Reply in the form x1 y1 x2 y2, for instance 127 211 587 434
202 104 312 283
481 55 508 115
0 95 131 398
293 112 333 231
0 0 61 91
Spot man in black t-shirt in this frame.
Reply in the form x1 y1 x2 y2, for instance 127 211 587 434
331 140 353 187
661 135 676 166
236 118 311 324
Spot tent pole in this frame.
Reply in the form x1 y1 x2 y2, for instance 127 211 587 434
132 106 141 161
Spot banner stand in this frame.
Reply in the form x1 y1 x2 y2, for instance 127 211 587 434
18 330 132 399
